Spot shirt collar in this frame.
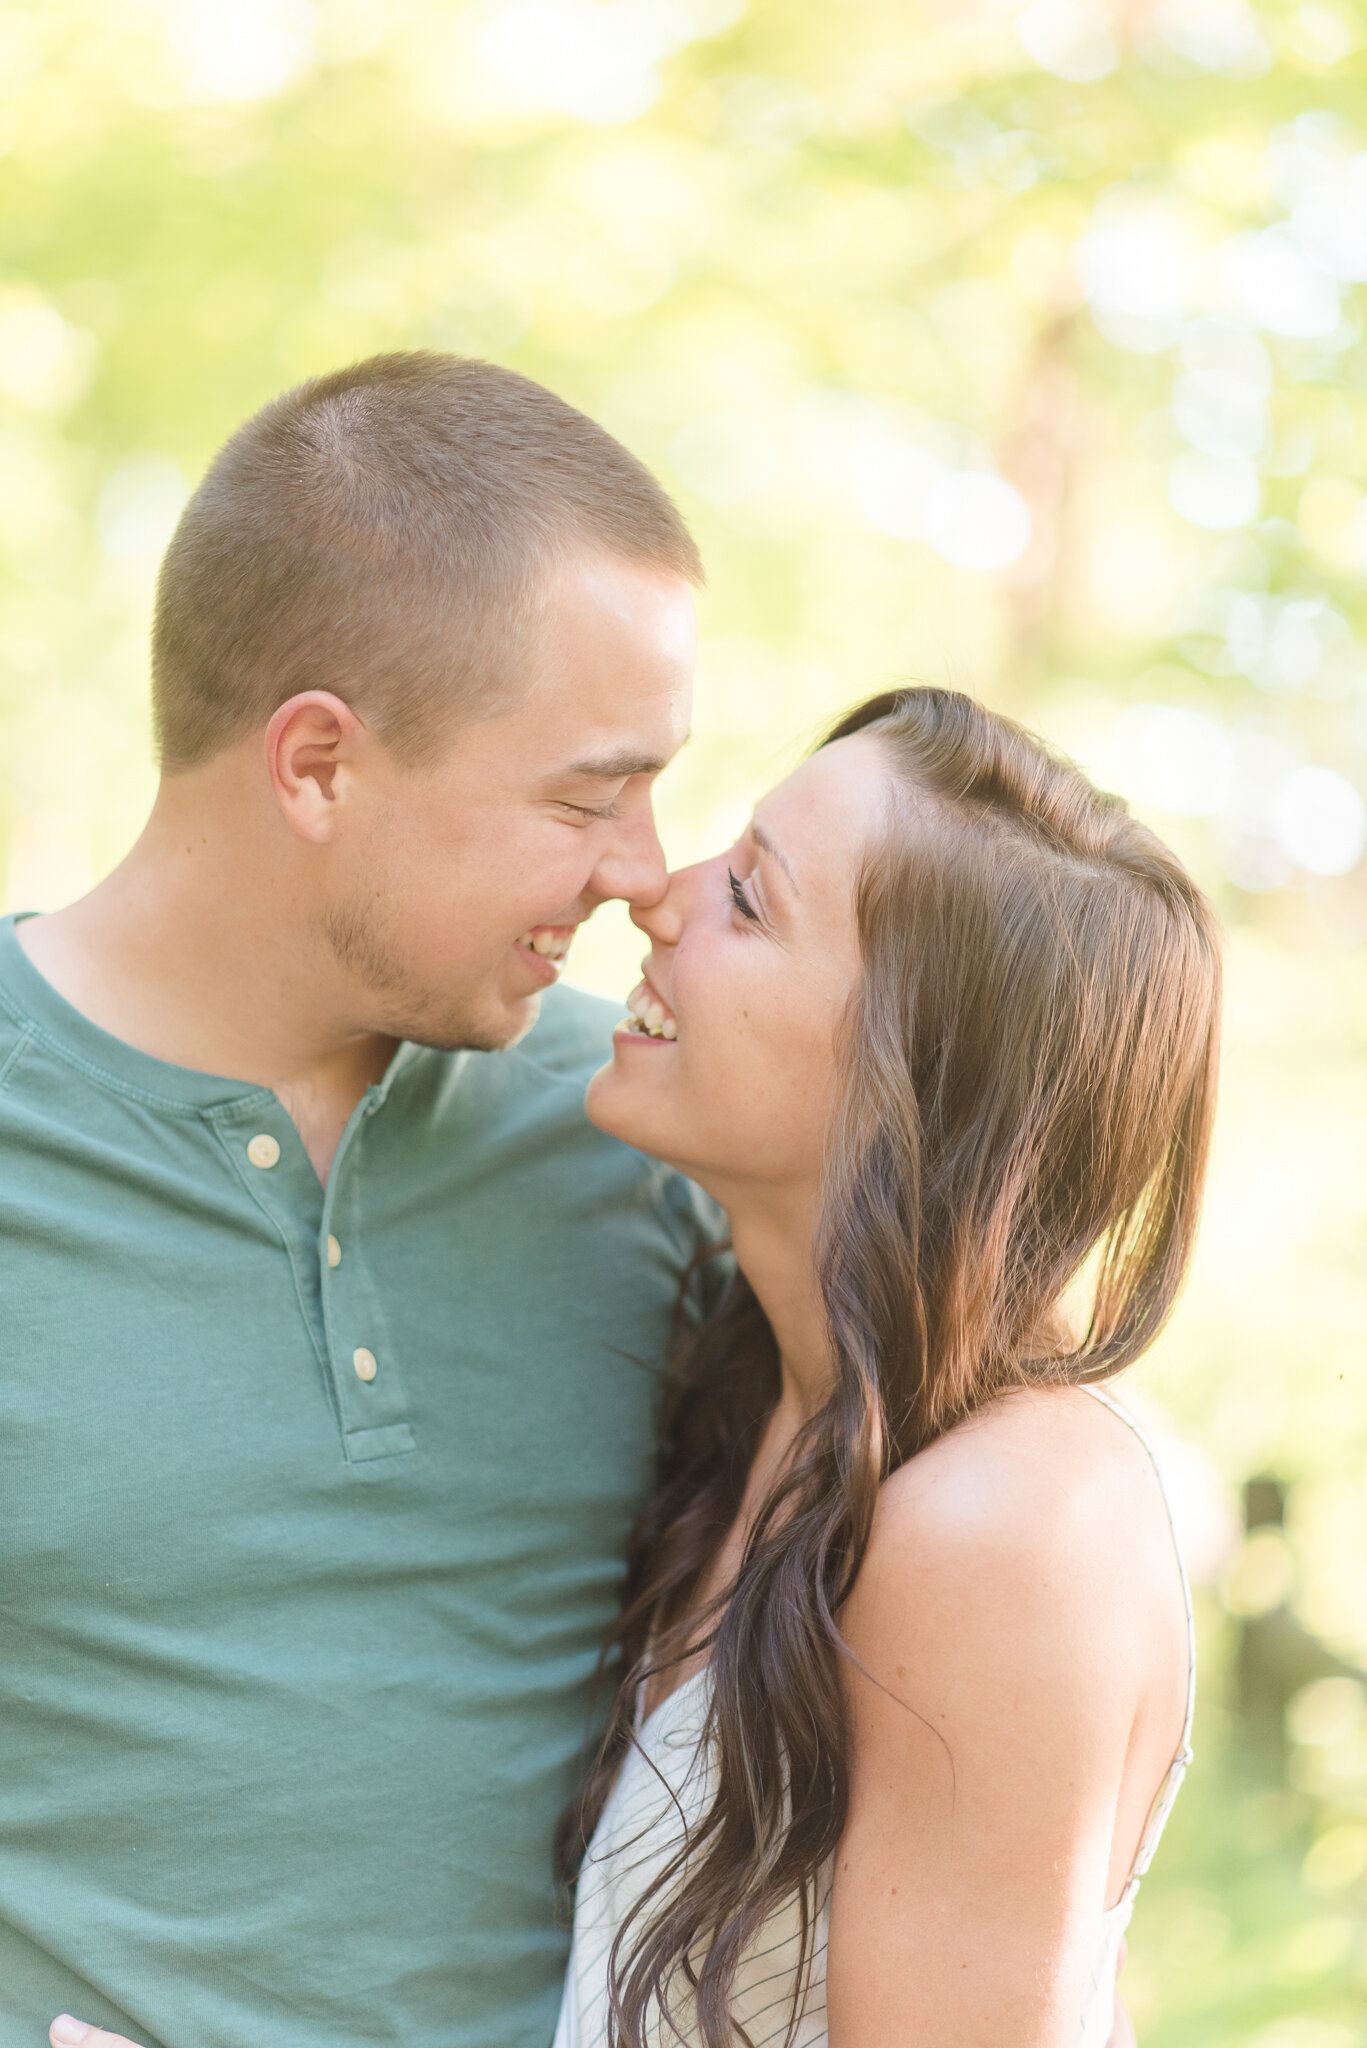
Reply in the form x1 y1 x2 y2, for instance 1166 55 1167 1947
0 913 422 1116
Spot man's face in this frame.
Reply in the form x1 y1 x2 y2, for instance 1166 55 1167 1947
322 552 697 1051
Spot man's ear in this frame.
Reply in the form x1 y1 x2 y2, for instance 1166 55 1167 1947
264 692 365 844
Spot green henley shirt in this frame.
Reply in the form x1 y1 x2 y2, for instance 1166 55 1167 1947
0 914 718 2048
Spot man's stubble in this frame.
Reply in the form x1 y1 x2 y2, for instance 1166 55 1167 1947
318 897 536 1056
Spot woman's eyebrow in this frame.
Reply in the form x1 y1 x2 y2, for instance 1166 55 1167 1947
750 820 800 894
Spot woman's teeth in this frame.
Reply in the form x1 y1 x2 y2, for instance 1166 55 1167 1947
622 982 677 1041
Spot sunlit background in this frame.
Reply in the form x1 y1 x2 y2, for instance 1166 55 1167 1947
1 0 1365 2039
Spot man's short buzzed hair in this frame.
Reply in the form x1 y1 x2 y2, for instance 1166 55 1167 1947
151 352 703 771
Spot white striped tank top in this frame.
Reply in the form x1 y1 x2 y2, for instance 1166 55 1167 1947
553 1387 1196 2048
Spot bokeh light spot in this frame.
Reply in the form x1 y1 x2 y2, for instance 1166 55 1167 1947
1271 765 1367 876
1110 703 1234 817
0 296 95 413
1075 200 1200 352
1015 0 1118 83
97 459 191 561
1151 0 1272 77
1220 227 1342 340
670 411 780 502
479 0 697 124
1223 1526 1295 1616
854 442 943 542
922 472 1031 571
1287 1675 1367 1749
1168 450 1261 530
1302 1823 1367 1893
167 0 316 102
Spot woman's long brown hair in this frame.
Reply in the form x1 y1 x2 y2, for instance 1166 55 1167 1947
558 686 1223 2048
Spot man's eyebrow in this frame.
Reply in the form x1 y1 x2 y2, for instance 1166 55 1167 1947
557 742 687 781
750 820 799 894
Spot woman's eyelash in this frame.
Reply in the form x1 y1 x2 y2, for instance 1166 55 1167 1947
728 868 759 922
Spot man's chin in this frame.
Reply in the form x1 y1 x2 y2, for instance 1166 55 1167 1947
490 990 542 1051
322 902 550 1056
402 989 542 1057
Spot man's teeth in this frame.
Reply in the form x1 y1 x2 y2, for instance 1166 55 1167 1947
518 930 573 961
623 983 677 1040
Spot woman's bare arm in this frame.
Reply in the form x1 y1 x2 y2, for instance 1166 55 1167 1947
827 1388 1187 2047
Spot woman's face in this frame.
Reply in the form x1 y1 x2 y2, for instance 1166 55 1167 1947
586 734 888 1206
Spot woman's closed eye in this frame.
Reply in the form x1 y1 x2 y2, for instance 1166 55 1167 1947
727 868 760 922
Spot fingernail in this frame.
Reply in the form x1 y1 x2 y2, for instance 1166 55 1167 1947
51 2018 91 2045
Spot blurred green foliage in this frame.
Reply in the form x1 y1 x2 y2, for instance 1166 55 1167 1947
0 0 1364 2038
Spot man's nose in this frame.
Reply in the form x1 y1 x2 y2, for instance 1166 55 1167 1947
588 794 669 914
629 878 684 948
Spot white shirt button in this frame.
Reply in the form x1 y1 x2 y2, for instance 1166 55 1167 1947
353 1347 377 1382
327 1236 342 1268
247 1134 281 1170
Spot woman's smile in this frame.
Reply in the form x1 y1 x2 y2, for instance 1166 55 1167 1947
619 973 678 1041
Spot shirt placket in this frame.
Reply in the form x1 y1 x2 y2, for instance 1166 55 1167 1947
213 1089 417 1467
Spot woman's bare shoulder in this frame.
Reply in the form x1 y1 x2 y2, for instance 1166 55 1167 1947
880 1384 1162 1551
845 1384 1180 1691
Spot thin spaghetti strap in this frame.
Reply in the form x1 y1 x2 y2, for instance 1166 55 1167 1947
1080 1383 1196 1889
1078 1384 1195 1748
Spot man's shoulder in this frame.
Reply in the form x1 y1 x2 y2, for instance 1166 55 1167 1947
485 982 729 1265
506 980 620 1090
407 979 617 1154
0 966 39 1090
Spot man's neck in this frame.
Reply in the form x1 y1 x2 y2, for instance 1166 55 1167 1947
17 769 396 1183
